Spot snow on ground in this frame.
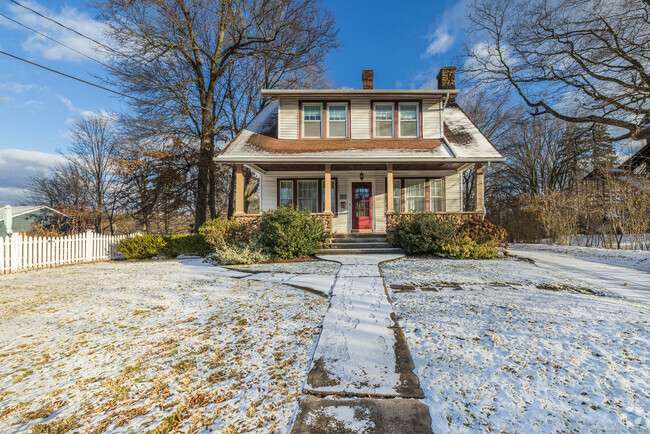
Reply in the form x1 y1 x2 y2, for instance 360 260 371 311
381 257 607 294
513 243 650 272
0 260 327 433
383 260 650 432
225 260 340 276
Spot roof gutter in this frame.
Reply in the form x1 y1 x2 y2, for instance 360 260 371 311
214 155 506 164
261 89 460 96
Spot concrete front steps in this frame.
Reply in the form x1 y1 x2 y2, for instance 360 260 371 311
316 234 403 255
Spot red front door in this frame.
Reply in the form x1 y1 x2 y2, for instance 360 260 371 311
352 182 372 230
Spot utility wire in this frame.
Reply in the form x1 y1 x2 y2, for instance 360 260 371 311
8 0 118 56
0 13 110 67
0 50 143 103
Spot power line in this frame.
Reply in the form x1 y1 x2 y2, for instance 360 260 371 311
0 49 142 103
8 0 118 56
0 13 110 67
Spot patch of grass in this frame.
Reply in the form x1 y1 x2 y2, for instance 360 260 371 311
172 358 196 374
31 415 78 434
13 369 34 384
21 400 65 421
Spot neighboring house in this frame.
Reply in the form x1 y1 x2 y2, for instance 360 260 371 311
214 67 505 234
585 141 650 194
0 205 69 237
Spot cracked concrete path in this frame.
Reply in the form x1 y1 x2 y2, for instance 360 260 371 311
305 254 423 398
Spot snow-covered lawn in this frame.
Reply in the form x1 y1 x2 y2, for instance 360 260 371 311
382 258 650 432
225 260 340 276
513 243 650 272
0 260 327 433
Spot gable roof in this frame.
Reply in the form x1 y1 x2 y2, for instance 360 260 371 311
0 206 67 222
215 99 504 163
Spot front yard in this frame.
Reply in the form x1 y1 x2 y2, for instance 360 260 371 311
0 260 327 433
381 258 650 432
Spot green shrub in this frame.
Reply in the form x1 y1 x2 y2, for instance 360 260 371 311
199 218 252 250
117 234 166 259
213 241 269 265
257 207 328 259
390 213 502 259
163 234 212 257
391 213 456 255
437 236 500 259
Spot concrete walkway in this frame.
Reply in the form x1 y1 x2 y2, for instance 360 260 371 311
292 254 431 433
510 249 650 304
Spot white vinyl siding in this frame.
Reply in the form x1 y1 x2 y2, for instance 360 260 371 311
374 103 394 138
404 179 426 212
422 99 443 139
430 178 443 212
445 173 462 212
278 97 299 139
398 103 419 138
350 98 371 139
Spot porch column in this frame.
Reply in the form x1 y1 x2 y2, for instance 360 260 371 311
386 163 394 214
474 163 484 212
324 164 332 214
234 163 245 215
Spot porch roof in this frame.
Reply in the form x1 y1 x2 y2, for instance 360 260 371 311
214 100 505 164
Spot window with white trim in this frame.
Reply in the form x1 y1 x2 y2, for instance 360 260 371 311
279 180 293 207
303 104 322 138
328 104 347 138
399 103 418 137
430 178 443 212
374 103 394 137
392 178 401 212
297 180 318 213
321 179 337 212
404 179 425 212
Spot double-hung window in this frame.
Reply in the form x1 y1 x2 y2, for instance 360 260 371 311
374 103 394 138
279 180 293 208
303 104 322 138
399 103 418 137
404 179 425 212
392 178 401 212
430 179 444 212
321 179 337 213
297 180 318 213
328 104 347 138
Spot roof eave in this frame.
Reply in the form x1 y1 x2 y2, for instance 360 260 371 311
261 89 460 96
214 155 505 163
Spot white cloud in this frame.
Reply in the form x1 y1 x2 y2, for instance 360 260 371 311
2 1 109 62
0 96 14 106
58 95 76 112
0 149 66 205
424 27 455 57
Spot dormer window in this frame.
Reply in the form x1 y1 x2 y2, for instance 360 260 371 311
399 103 419 137
328 103 348 138
374 103 394 138
302 104 322 138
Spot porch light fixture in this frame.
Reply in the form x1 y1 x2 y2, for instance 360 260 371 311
359 172 364 180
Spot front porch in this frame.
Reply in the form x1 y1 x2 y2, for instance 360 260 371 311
232 162 486 234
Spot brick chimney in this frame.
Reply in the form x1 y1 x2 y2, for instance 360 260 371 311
436 66 456 90
362 69 374 89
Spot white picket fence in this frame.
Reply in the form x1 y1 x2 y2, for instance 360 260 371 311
0 231 131 275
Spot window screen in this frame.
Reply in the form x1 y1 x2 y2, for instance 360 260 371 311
375 104 393 137
303 105 322 138
328 105 347 138
399 104 418 137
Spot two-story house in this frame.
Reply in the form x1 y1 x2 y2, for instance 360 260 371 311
215 67 504 234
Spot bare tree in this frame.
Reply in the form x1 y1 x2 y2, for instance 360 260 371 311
67 113 120 233
97 0 338 230
465 0 650 141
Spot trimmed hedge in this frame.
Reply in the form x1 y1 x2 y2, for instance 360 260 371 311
258 207 329 259
117 234 212 260
199 217 252 250
389 213 506 259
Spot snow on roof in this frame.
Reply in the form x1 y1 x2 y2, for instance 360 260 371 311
215 99 504 163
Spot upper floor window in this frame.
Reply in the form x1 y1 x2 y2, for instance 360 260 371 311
328 104 347 138
399 103 418 138
302 104 322 138
374 103 394 138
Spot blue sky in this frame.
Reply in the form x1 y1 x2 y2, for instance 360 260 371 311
0 0 469 204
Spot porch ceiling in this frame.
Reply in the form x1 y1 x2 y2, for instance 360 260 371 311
250 162 467 172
